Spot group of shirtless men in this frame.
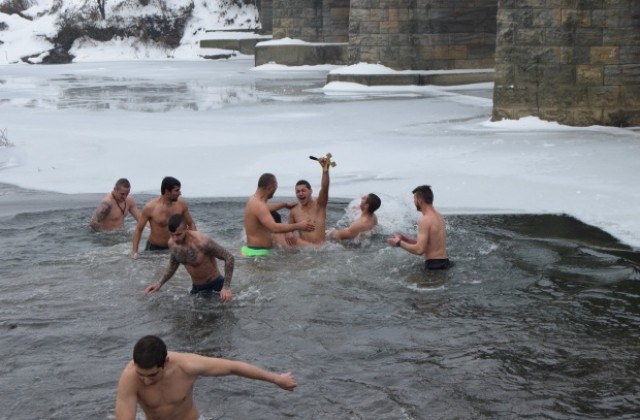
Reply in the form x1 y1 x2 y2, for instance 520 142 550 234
91 156 450 420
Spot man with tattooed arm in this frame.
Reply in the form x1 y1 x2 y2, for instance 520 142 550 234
90 178 141 232
144 214 235 302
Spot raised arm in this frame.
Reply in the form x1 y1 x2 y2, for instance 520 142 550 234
316 159 330 208
144 255 180 295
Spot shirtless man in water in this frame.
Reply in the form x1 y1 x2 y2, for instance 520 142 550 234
144 214 234 301
90 178 141 231
287 157 330 245
242 173 315 256
329 193 381 241
115 335 297 420
132 176 196 258
387 185 451 270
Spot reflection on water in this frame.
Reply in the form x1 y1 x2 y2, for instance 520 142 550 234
0 186 638 419
0 61 449 113
0 64 331 112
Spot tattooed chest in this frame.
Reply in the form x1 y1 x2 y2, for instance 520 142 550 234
173 248 200 266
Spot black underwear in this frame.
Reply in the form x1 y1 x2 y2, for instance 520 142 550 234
145 241 169 251
425 259 451 270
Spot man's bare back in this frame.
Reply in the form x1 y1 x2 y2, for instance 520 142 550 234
244 194 278 248
388 185 450 269
418 208 448 260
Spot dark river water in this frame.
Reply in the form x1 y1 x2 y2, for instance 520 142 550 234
1 183 639 419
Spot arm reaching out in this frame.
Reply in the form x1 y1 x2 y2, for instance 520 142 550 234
144 255 180 294
184 353 298 391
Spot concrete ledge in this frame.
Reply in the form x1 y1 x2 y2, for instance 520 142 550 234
255 43 348 66
200 33 272 55
327 70 495 86
200 38 271 55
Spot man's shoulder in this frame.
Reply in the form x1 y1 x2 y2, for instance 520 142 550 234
144 196 161 208
120 361 138 383
360 214 377 229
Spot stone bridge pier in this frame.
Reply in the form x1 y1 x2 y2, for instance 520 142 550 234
493 0 640 127
256 0 640 127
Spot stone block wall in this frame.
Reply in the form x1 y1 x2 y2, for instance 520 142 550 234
271 0 349 42
348 0 497 70
256 0 273 34
492 0 640 127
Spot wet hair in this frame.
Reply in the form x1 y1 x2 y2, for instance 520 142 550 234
271 210 282 223
168 214 185 233
412 185 434 204
161 176 181 194
366 193 381 213
114 178 131 189
295 180 311 189
133 335 167 369
258 173 276 189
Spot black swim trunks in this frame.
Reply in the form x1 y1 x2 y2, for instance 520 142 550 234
145 241 169 251
190 275 225 294
425 258 452 270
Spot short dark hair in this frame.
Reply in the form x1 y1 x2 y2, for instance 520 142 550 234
258 173 276 189
133 335 167 369
115 178 131 189
412 185 434 204
366 193 381 213
295 180 311 189
168 214 185 233
161 176 181 194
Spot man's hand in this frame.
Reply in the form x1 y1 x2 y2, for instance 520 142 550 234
144 283 161 295
274 372 297 391
387 234 401 247
219 287 233 302
285 233 297 246
298 219 315 232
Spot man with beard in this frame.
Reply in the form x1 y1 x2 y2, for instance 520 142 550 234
242 173 315 256
387 185 451 270
132 176 196 258
90 178 142 231
144 214 234 301
287 156 330 245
